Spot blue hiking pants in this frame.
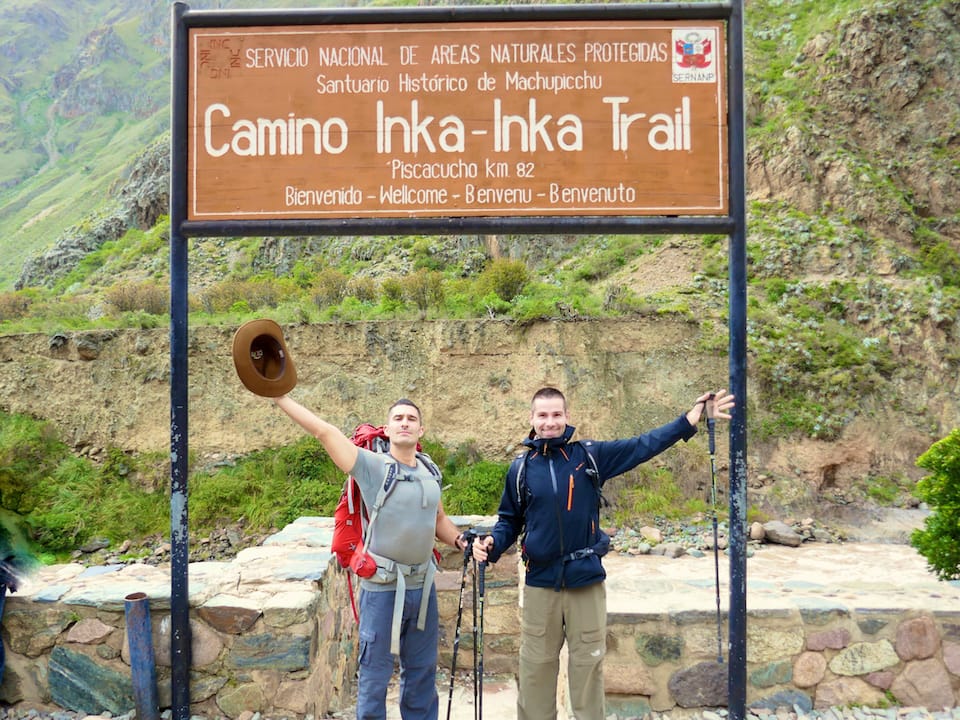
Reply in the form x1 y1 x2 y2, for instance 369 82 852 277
355 584 439 720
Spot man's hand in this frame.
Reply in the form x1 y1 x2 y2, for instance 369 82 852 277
472 535 494 562
686 389 735 426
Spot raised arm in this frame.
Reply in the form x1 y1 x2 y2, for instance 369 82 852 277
272 395 359 474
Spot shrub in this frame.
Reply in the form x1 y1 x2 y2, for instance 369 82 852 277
0 414 68 514
24 450 169 554
410 237 445 271
478 258 530 302
911 428 960 580
441 461 507 515
198 279 284 313
312 268 349 308
479 292 510 317
425 439 507 516
0 292 32 321
381 277 404 303
347 276 378 303
401 269 444 319
105 281 169 315
190 436 343 528
605 466 709 526
602 283 643 314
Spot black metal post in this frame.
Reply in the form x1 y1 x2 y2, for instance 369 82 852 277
727 0 749 718
169 4 191 719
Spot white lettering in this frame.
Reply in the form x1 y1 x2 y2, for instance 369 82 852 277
284 185 363 206
505 70 602 95
377 101 465 154
398 73 469 94
583 42 669 63
464 184 532 205
316 45 386 66
489 42 577 64
202 103 348 157
316 74 390 94
493 98 583 153
430 44 481 64
390 158 478 180
549 182 636 205
245 47 309 68
378 184 449 206
605 96 646 152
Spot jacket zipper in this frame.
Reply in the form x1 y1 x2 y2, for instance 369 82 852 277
548 455 566 588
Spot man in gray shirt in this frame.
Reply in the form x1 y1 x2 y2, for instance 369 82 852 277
273 394 468 720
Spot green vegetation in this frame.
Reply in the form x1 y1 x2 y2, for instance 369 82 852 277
862 474 911 506
604 441 716 526
0 225 673 331
0 409 727 563
911 429 960 580
0 410 507 562
607 466 711 525
0 412 168 560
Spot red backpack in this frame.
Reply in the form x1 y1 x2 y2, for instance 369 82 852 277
331 423 440 623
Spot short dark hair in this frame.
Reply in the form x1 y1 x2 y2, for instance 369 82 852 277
388 398 422 421
531 387 566 409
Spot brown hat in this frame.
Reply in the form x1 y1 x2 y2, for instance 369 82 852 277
232 319 297 397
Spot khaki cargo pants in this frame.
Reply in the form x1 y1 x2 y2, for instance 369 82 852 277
517 582 606 720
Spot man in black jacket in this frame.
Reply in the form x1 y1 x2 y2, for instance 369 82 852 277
472 386 734 720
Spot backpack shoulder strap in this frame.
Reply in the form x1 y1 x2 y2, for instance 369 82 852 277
512 450 530 509
363 459 401 547
577 440 608 505
415 451 442 484
513 442 602 495
578 440 608 507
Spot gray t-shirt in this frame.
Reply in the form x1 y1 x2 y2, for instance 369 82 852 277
350 447 442 588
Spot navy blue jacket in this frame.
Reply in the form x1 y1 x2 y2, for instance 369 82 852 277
486 416 698 590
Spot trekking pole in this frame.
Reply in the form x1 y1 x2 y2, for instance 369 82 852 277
707 393 724 664
446 530 476 720
471 552 479 720
477 559 486 720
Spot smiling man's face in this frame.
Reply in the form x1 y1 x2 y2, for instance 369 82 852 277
530 396 569 439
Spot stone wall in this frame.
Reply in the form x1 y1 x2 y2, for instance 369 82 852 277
0 517 521 717
1 519 959 716
598 608 960 716
0 519 361 716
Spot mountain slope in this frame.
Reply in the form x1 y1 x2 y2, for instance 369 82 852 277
0 0 324 289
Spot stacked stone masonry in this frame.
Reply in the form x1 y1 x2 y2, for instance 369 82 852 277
0 517 958 716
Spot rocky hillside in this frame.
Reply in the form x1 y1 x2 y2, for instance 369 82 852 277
0 1 958 524
0 315 936 526
746 2 958 244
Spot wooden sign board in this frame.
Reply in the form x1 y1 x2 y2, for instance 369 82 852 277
188 20 727 220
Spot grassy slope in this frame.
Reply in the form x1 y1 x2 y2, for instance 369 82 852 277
0 0 315 289
0 0 165 287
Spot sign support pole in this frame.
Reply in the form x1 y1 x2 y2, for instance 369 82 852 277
170 4 192 719
727 1 748 719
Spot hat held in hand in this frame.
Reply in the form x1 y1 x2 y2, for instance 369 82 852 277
232 319 297 397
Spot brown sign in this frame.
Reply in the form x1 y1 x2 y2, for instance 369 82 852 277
188 20 727 221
